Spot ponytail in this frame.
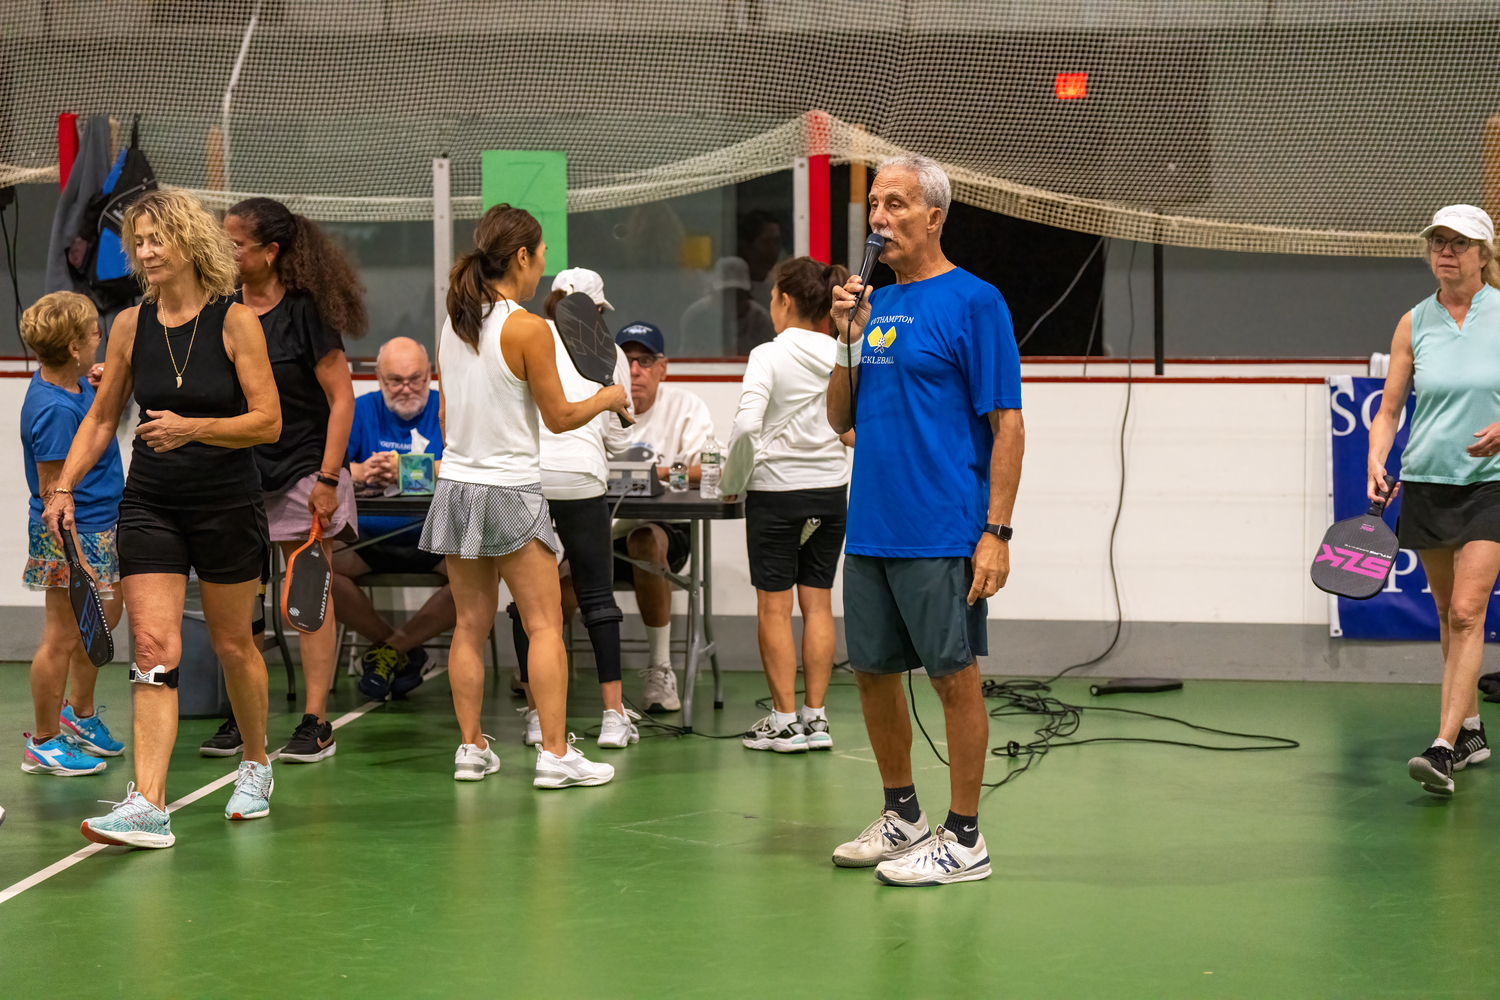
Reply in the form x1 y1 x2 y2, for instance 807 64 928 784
772 255 850 327
446 204 543 350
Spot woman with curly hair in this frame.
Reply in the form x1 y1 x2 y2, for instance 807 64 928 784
44 188 281 848
195 198 363 764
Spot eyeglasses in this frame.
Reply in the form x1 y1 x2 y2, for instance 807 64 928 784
380 374 429 390
625 354 661 369
232 241 265 255
1428 235 1478 255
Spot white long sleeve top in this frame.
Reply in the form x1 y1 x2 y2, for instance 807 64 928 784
720 326 850 496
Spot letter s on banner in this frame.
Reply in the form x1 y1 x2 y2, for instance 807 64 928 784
1330 380 1356 437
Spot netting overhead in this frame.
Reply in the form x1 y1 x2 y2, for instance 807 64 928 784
4 0 1499 254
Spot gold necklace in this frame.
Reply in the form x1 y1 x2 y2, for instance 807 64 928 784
162 307 201 389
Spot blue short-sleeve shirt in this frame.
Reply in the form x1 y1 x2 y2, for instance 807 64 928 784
348 389 444 538
20 372 125 532
845 267 1022 557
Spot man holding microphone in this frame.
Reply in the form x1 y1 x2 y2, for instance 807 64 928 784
826 154 1024 887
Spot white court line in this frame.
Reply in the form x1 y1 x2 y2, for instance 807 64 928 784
0 670 444 908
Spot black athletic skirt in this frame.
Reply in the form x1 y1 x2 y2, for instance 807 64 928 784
1396 480 1500 550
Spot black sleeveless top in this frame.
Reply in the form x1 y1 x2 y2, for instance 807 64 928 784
129 298 261 508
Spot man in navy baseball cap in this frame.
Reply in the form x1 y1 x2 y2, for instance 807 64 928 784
615 321 666 357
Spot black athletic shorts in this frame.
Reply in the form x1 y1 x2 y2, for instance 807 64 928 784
745 486 848 591
1397 480 1500 550
843 554 987 678
117 490 270 585
613 521 691 584
356 534 445 574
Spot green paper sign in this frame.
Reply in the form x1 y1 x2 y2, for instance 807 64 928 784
480 150 567 274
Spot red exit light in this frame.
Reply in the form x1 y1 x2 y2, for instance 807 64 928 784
1055 72 1088 100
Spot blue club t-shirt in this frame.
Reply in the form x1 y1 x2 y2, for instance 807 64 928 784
20 372 125 532
846 267 1022 557
347 389 444 538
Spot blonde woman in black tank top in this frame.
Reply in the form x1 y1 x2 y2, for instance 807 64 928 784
42 190 282 849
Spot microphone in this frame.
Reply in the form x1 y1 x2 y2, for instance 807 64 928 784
857 232 886 291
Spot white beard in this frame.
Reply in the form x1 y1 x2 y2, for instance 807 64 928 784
382 388 427 422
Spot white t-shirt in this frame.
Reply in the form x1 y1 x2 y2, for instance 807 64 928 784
538 322 634 500
627 383 716 470
436 300 540 487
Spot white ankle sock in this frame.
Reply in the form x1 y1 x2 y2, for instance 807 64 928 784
801 704 827 722
1464 715 1483 731
771 709 798 729
647 624 671 668
1432 737 1455 750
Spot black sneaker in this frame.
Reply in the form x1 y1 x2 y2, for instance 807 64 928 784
278 714 336 763
1481 673 1500 703
199 715 243 757
1454 723 1490 771
358 644 402 701
390 646 431 699
1408 745 1456 795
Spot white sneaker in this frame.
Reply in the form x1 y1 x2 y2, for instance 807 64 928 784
874 825 991 886
534 735 615 788
640 664 681 712
743 715 807 753
597 708 640 749
517 707 541 746
454 738 500 781
832 809 931 868
802 715 832 751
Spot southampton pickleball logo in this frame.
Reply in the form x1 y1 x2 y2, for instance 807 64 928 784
866 327 897 352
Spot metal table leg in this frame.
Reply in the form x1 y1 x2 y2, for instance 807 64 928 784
702 520 722 711
680 518 705 732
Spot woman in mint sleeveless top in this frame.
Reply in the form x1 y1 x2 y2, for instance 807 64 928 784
1369 204 1500 797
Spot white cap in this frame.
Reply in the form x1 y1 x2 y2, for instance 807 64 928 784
711 256 752 291
551 268 613 311
1420 204 1495 243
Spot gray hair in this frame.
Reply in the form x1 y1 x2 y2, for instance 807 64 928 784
875 154 952 219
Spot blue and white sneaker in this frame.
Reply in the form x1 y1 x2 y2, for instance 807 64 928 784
60 702 124 756
225 760 274 820
874 825 991 887
80 782 174 849
22 732 107 776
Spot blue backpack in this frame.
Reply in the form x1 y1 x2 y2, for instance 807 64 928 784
79 117 157 311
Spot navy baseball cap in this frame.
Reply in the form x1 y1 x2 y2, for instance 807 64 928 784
615 321 665 356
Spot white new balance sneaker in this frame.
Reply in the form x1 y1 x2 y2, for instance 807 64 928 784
874 825 991 887
454 739 500 781
742 715 807 753
640 664 681 712
517 707 542 746
534 736 615 788
832 809 931 868
597 708 640 749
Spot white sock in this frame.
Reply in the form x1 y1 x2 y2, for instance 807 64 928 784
1464 715 1483 731
1432 737 1455 750
771 709 798 730
800 704 827 722
647 624 671 668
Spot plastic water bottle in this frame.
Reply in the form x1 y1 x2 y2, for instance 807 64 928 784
669 460 689 492
700 437 722 499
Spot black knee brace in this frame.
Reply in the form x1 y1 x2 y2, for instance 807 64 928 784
580 605 624 684
507 602 530 683
580 605 624 628
129 663 180 688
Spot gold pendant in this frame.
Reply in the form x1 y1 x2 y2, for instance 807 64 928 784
175 376 182 388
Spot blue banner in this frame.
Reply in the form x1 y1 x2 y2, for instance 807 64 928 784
1327 376 1500 640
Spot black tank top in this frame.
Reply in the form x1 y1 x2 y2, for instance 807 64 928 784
129 298 261 507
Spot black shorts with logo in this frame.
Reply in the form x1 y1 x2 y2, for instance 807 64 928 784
745 486 848 591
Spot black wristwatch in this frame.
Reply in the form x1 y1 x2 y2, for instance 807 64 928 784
984 523 1013 541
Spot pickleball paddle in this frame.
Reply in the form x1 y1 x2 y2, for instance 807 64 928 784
281 520 330 634
554 291 629 427
61 528 113 667
1310 475 1398 600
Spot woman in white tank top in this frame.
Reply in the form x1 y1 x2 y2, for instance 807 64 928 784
420 205 632 789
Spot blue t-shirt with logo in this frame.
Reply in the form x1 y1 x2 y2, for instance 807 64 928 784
846 267 1022 558
20 372 125 532
347 389 444 538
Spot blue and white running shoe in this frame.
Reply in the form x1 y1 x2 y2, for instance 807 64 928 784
60 702 124 756
22 732 107 776
80 782 174 849
225 760 273 820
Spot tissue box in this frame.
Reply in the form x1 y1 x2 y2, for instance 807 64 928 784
399 453 435 495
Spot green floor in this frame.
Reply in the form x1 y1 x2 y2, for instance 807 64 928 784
0 661 1495 998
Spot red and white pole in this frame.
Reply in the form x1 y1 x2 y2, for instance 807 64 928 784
793 111 832 262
